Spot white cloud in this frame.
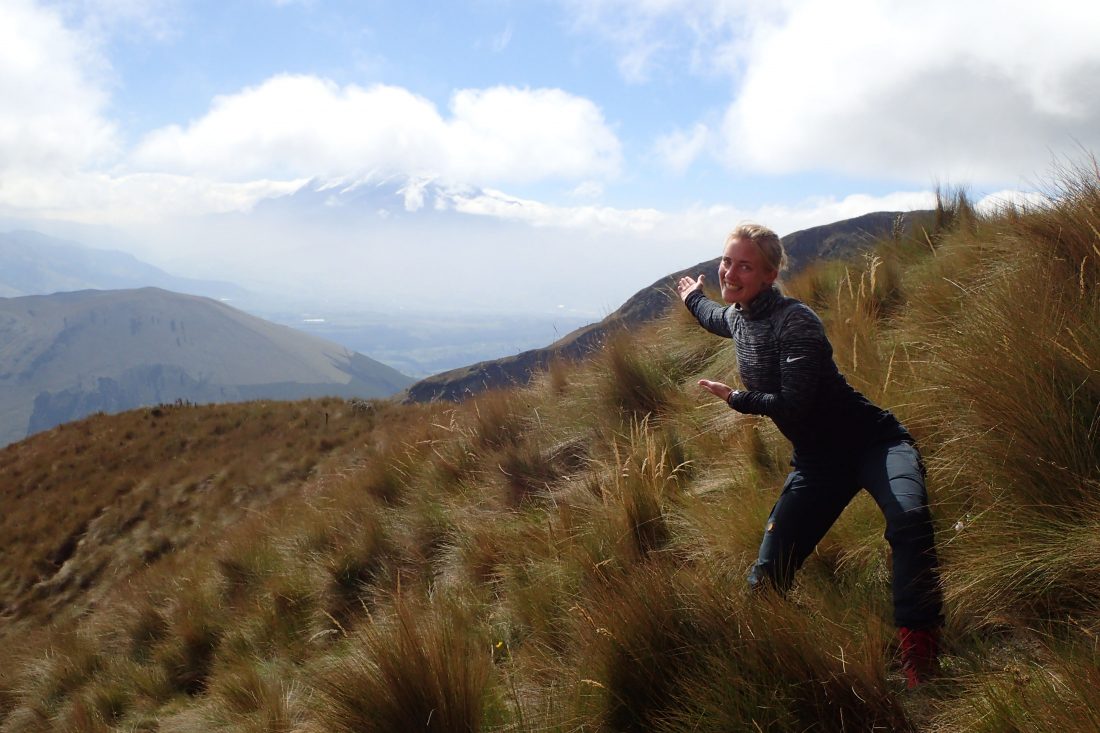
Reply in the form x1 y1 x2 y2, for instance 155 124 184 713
565 0 1100 186
445 187 665 231
0 0 118 174
0 171 304 223
131 75 622 185
638 189 938 248
616 40 666 84
654 122 709 172
0 4 621 225
398 178 432 212
491 23 514 52
974 189 1051 215
62 0 180 42
447 86 621 182
569 180 605 199
115 182 943 314
428 182 935 246
721 0 1100 185
0 0 283 223
564 0 759 82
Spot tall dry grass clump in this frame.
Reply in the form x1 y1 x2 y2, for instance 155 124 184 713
553 417 693 571
911 171 1100 627
932 630 1100 732
600 331 678 420
1 631 103 731
313 599 494 733
566 562 912 732
203 660 308 732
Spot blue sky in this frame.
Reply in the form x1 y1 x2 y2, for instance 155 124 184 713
3 0 1099 315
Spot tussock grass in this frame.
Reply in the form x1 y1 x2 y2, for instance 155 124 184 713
569 562 911 732
907 170 1100 633
595 418 689 561
313 598 494 733
154 580 227 696
471 389 528 450
4 631 102 725
203 659 307 732
600 331 678 420
494 437 562 507
11 163 1100 731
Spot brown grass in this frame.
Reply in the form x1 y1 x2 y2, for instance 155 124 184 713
9 164 1100 731
313 598 494 733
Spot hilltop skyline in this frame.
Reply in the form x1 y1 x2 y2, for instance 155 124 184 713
2 0 1097 315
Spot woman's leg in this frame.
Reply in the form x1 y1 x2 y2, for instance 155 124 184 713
857 440 944 629
747 468 859 593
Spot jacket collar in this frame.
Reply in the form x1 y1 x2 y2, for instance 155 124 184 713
734 284 783 320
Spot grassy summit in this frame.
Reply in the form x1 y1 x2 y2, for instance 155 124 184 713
3 166 1100 731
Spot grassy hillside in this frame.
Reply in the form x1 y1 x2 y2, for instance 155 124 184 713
0 398 417 634
3 166 1100 731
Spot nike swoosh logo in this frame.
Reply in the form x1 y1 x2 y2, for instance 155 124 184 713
785 356 806 363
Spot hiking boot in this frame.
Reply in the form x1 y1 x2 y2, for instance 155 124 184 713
897 626 940 688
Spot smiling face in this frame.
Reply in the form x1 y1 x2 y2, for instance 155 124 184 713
718 237 779 306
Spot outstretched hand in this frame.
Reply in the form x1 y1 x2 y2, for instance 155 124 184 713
676 274 704 302
697 379 733 402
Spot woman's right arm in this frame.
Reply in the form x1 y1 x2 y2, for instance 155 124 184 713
677 274 732 337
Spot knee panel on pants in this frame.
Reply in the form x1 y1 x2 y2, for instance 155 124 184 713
883 504 934 546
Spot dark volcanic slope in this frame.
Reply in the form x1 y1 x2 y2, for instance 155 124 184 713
404 211 924 402
0 287 413 446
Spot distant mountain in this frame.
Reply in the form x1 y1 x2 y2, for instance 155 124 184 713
404 210 928 402
0 288 413 446
0 230 246 299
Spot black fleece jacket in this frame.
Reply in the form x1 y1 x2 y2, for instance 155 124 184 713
684 285 909 469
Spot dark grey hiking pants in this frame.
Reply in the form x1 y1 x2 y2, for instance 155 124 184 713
747 439 944 629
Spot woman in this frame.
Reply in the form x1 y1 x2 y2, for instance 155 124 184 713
676 222 943 688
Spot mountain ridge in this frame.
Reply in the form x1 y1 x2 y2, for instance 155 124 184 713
0 287 413 446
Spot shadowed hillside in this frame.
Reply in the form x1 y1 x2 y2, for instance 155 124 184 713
4 169 1100 732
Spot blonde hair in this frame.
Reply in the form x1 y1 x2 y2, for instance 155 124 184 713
725 222 787 274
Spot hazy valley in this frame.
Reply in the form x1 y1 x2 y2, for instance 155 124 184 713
269 308 594 380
